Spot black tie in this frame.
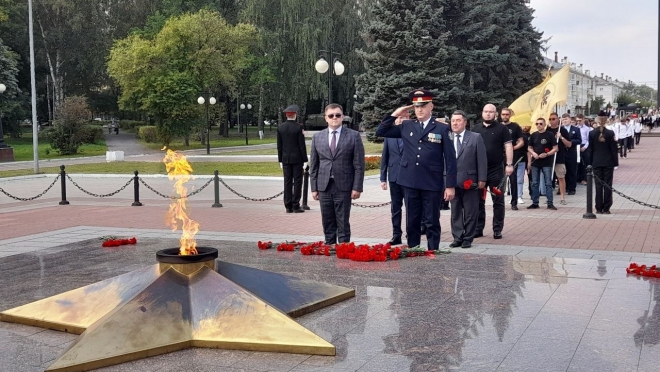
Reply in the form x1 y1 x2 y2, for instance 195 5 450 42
330 131 337 156
456 134 462 155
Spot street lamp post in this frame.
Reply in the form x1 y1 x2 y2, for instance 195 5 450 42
240 103 252 145
315 47 345 105
197 95 216 155
0 83 7 148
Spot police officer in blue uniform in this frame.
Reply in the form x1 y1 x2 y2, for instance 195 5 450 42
376 90 457 250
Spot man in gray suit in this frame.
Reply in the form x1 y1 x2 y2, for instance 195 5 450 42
310 103 365 245
449 111 487 249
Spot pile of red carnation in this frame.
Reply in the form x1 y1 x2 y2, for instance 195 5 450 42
626 263 660 278
102 237 137 247
257 240 444 262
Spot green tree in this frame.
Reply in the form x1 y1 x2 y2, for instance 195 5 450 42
0 37 23 138
355 0 463 136
444 0 544 117
589 96 605 115
107 10 258 146
615 92 635 107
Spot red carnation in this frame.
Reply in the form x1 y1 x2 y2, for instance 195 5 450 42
491 187 503 196
463 179 473 190
544 148 550 153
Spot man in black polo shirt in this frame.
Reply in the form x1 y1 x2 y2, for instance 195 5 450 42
500 107 524 210
472 104 513 239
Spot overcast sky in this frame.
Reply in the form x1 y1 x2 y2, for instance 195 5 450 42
531 0 658 87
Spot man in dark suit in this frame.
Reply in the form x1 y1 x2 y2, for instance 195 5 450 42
448 111 487 249
277 104 308 213
376 89 457 251
563 117 582 195
380 113 409 245
310 103 365 245
588 111 618 214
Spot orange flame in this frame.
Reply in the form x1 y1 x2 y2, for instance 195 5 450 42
163 149 199 255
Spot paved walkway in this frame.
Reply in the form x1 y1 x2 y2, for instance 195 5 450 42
1 136 660 253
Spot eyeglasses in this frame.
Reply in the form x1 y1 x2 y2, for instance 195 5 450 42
535 123 545 125
326 114 343 119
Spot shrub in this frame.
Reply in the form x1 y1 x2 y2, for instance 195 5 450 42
137 126 158 143
119 120 147 130
47 96 90 155
365 156 381 171
79 125 104 144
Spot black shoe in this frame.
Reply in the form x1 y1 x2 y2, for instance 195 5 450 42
461 241 472 248
449 240 463 248
420 226 427 235
286 209 293 213
527 204 539 209
511 205 518 210
603 210 611 214
388 237 402 245
493 232 503 239
596 210 602 214
567 191 576 195
474 232 484 238
547 204 557 210
292 208 305 213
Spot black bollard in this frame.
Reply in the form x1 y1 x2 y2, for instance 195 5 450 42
59 165 69 205
212 170 223 208
301 164 311 210
583 165 596 219
132 170 143 206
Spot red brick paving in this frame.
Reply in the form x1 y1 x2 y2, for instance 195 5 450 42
2 136 660 253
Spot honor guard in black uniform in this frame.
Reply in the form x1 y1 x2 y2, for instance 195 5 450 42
277 104 308 213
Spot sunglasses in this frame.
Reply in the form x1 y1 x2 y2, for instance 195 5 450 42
535 123 545 125
327 114 343 119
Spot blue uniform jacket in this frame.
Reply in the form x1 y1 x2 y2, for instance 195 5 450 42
376 115 457 191
379 138 403 183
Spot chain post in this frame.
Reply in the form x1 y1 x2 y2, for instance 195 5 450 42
59 165 69 205
132 170 143 206
302 164 310 210
583 165 596 219
212 170 222 208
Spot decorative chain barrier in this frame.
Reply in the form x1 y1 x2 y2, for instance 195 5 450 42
218 178 284 202
592 173 660 209
0 174 60 201
352 201 392 208
66 174 133 198
139 177 214 200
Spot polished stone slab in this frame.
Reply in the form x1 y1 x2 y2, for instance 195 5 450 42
1 237 659 371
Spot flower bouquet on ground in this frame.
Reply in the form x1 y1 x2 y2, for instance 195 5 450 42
256 240 449 262
626 263 660 278
100 236 137 247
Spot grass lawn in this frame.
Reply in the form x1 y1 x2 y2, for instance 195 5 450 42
5 135 108 161
142 127 278 151
222 137 384 155
0 161 380 178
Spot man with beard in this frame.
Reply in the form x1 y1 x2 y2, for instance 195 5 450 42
471 104 513 239
546 113 572 205
500 108 524 210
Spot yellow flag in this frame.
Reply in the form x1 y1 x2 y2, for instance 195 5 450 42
529 65 570 132
509 72 551 127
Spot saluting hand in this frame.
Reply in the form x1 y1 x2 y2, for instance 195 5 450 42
392 105 413 118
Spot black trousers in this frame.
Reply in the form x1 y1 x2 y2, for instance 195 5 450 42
388 181 405 239
578 150 590 183
450 188 479 243
477 166 505 235
508 168 518 206
319 179 352 245
635 132 641 145
565 157 578 192
593 166 614 212
282 163 303 210
618 139 627 157
404 187 442 250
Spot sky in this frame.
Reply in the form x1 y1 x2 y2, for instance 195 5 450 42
531 0 658 88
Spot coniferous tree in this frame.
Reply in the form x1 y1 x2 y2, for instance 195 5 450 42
444 0 544 117
355 0 463 135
